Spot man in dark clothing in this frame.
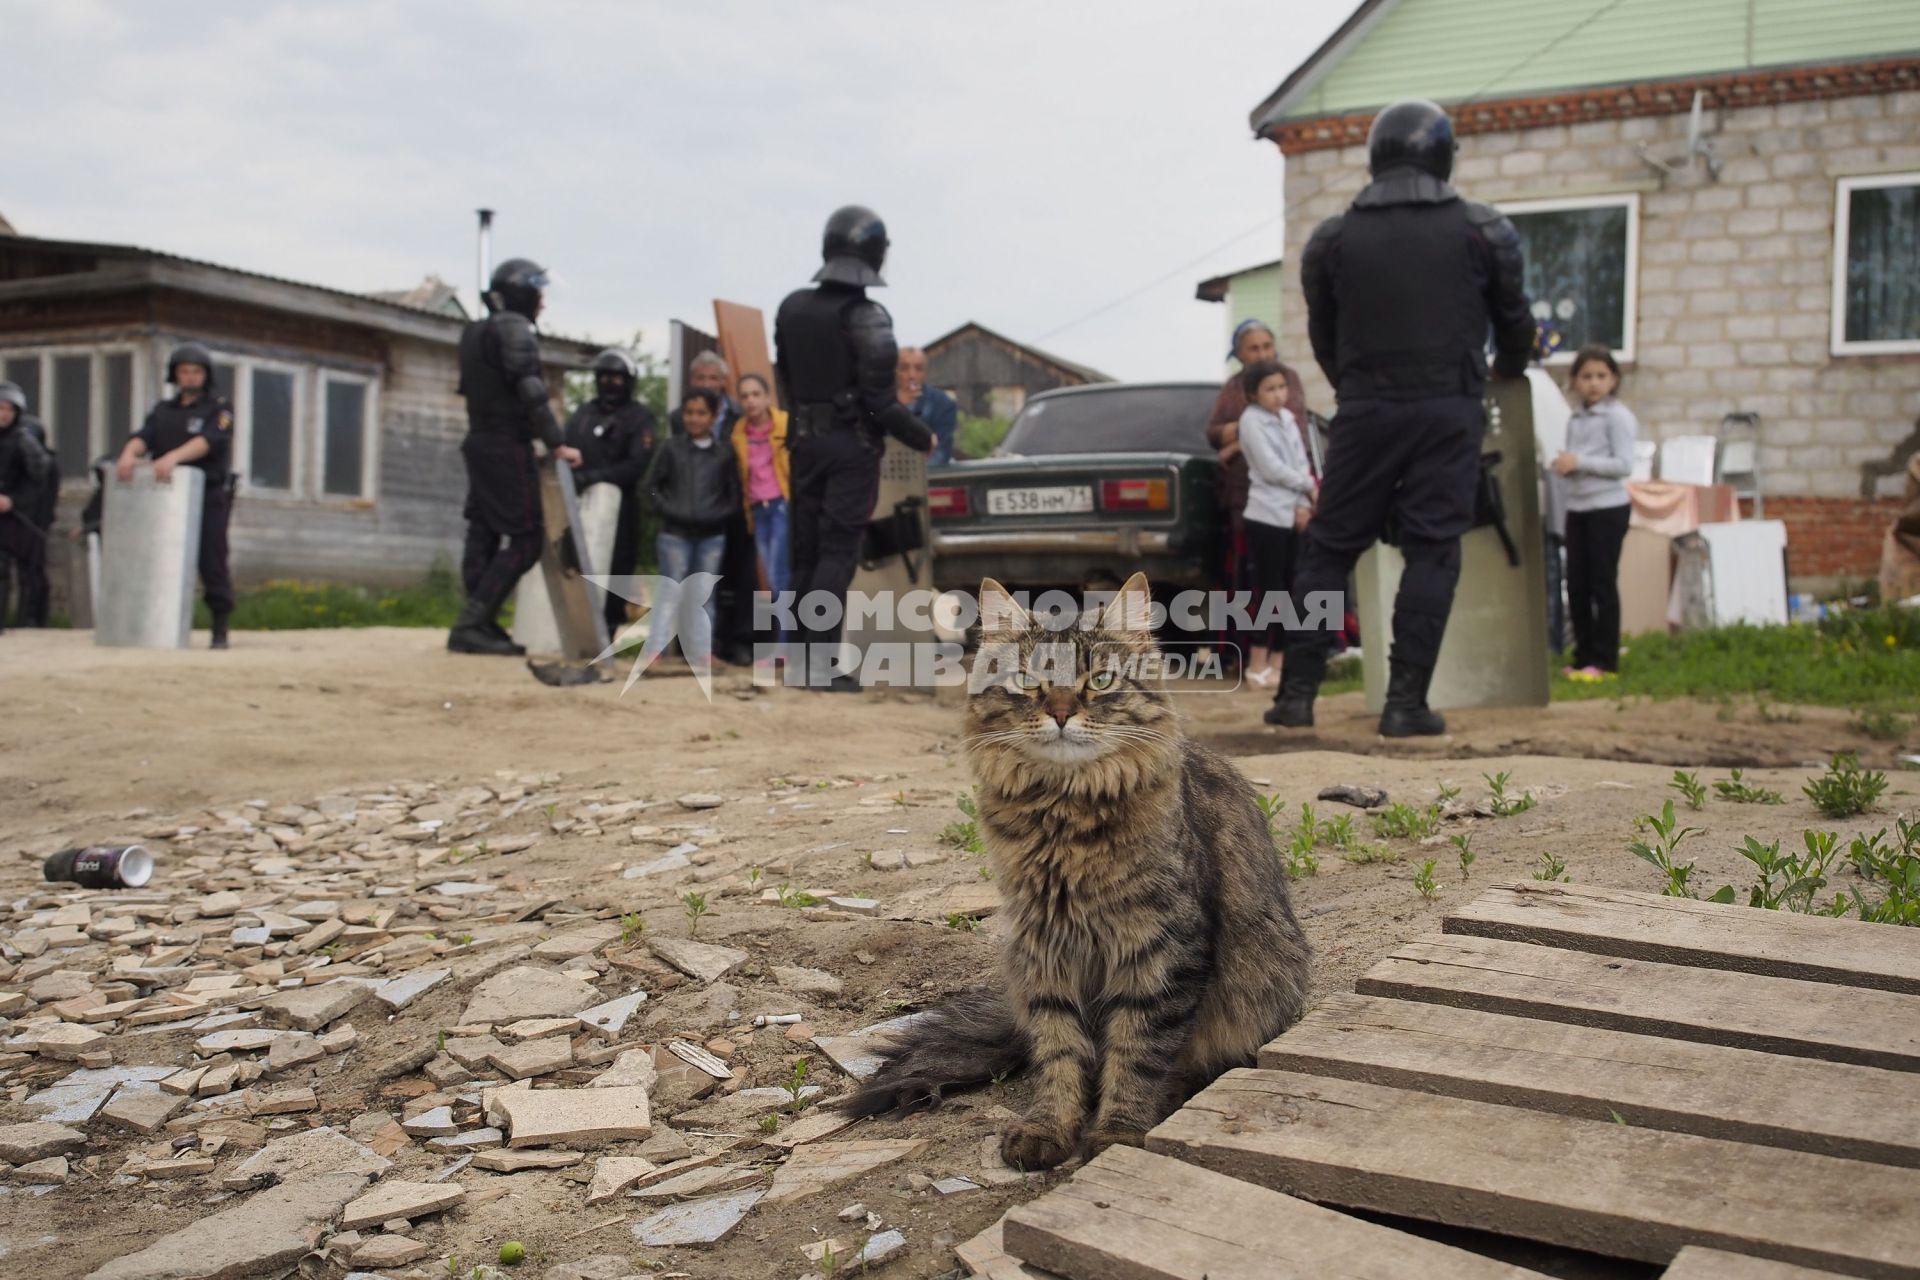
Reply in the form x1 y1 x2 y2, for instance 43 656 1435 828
1269 99 1535 736
115 345 240 649
450 257 583 656
0 383 58 627
566 349 657 634
774 205 934 691
0 382 52 635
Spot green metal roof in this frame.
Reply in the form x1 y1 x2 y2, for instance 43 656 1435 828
1254 0 1920 133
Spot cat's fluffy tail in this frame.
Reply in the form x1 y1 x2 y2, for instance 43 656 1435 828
835 988 1027 1118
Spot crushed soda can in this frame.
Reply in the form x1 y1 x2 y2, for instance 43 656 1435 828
44 844 155 889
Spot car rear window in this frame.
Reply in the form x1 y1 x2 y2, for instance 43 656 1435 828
999 386 1219 456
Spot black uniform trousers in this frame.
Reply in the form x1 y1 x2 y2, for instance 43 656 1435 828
14 505 50 626
787 427 880 678
199 481 236 619
1564 502 1631 671
460 435 544 619
0 520 29 632
1284 396 1485 673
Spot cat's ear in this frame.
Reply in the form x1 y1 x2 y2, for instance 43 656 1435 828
978 578 1031 635
1096 572 1154 633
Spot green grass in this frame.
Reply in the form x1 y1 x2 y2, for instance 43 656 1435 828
194 557 469 631
1551 608 1920 709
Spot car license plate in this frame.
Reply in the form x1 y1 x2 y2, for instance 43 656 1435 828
987 485 1093 516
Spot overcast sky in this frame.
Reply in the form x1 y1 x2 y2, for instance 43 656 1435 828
5 0 1347 382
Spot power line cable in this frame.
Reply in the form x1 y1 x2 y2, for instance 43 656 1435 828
1027 211 1283 345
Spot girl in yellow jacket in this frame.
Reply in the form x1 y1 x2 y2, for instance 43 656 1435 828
732 373 791 613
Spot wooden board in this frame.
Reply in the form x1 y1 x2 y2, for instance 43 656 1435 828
714 300 777 410
1356 934 1920 1070
1002 1145 1548 1280
1260 993 1920 1167
956 1219 1061 1279
1146 1068 1920 1277
1445 882 1920 995
1663 1246 1855 1279
532 456 610 663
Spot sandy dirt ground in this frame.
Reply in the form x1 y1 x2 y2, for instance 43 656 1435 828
1 627 1914 1280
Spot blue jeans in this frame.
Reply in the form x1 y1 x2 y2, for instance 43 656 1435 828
751 498 791 600
650 530 726 665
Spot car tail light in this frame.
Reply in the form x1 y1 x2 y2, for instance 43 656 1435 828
1100 478 1170 512
928 485 969 519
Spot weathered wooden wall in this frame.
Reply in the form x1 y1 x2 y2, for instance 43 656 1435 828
925 332 1099 419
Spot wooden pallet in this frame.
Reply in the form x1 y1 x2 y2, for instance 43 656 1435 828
962 882 1920 1280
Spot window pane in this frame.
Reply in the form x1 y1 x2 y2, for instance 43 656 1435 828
323 380 367 497
1844 182 1920 344
1507 204 1630 354
52 354 92 477
4 357 41 416
104 353 135 454
250 368 295 490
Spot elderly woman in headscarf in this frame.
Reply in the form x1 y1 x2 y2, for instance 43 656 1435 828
1206 319 1312 683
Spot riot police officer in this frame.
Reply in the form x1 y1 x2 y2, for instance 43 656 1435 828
450 257 583 656
1270 100 1536 736
773 206 933 691
0 381 55 627
116 344 239 648
0 381 51 634
565 349 657 634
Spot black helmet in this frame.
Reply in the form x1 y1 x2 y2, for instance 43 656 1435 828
592 348 636 402
167 342 216 387
0 380 25 415
488 257 549 320
813 205 888 288
1367 99 1455 180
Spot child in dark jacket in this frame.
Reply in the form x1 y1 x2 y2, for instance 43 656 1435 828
645 388 741 667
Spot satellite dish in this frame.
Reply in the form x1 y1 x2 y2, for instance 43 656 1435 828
1638 90 1722 182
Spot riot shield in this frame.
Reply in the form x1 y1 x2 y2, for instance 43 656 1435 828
528 458 611 663
96 467 204 650
1353 377 1550 712
842 438 931 675
513 479 622 656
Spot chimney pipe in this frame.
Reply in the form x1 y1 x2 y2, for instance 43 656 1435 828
475 208 495 313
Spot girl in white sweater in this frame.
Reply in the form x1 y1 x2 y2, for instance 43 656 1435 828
1237 361 1318 687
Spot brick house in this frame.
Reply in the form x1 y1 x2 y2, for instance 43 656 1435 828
0 234 598 608
1251 0 1920 591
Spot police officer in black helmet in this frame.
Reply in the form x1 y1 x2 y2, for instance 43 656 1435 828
564 349 657 634
774 206 933 691
1269 99 1536 736
450 257 584 656
115 344 240 648
0 380 52 635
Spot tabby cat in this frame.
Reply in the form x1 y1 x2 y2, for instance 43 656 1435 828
840 573 1311 1169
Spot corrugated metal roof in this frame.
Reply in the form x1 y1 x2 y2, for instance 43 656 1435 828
0 233 601 357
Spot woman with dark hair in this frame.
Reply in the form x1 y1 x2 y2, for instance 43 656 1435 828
732 372 791 664
1205 320 1312 670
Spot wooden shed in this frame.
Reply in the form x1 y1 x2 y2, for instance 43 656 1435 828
0 234 599 602
923 321 1113 420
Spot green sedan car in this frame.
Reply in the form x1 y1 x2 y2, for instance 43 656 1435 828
928 382 1226 601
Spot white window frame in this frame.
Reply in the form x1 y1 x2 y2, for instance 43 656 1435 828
1498 192 1641 364
0 344 147 471
314 370 379 502
231 356 306 498
1830 171 1920 357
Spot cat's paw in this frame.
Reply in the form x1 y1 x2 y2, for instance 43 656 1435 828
1081 1124 1149 1156
1000 1119 1077 1171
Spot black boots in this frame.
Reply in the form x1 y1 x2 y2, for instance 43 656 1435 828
210 615 230 650
448 598 521 656
1379 659 1446 737
1264 650 1325 727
